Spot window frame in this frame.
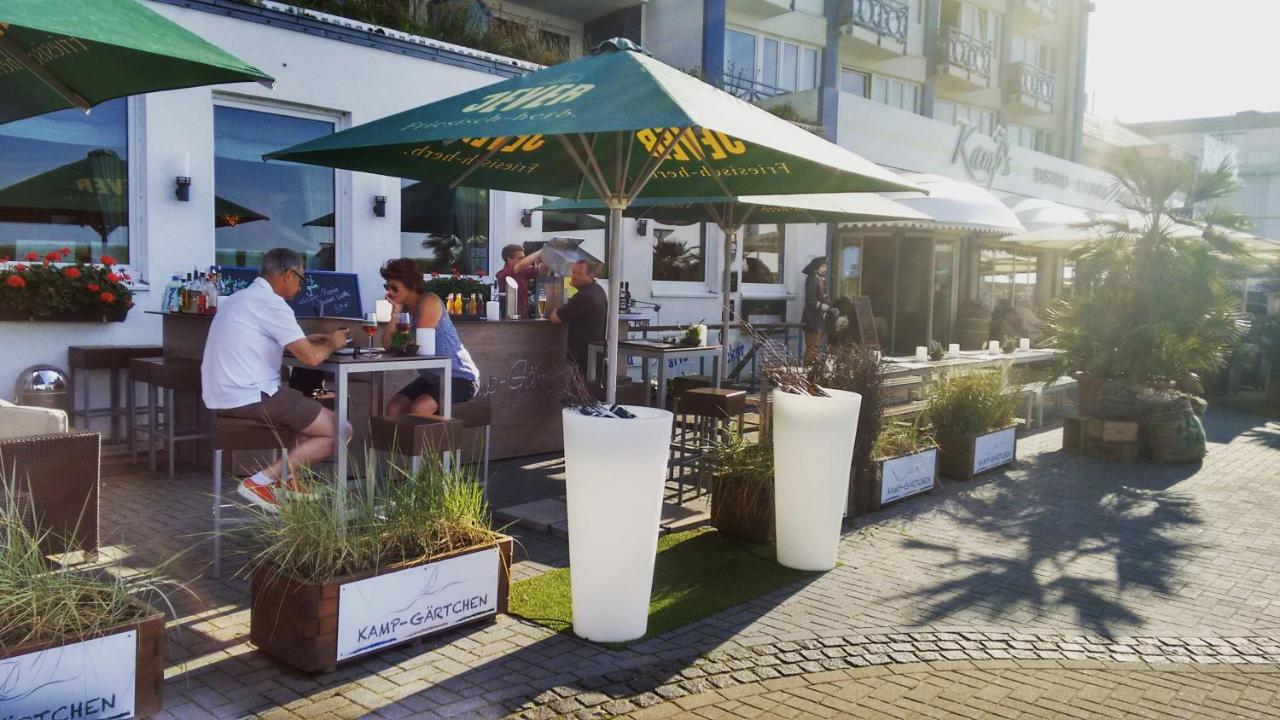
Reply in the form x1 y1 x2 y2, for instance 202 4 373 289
211 94 349 272
724 26 822 95
739 223 789 298
650 222 712 296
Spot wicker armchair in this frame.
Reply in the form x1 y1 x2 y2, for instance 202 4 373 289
0 431 101 556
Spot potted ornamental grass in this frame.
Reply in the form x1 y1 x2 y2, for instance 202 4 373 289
0 250 134 323
0 477 166 718
706 434 773 543
558 364 672 643
872 422 938 508
245 454 511 673
925 371 1018 480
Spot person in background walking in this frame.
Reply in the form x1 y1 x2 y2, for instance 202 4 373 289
801 257 834 365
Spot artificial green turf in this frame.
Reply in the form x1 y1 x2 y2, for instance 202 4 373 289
508 528 817 645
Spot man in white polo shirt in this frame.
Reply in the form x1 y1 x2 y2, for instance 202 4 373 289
202 248 349 511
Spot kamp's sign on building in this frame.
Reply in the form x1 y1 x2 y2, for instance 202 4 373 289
1 631 137 720
336 548 502 661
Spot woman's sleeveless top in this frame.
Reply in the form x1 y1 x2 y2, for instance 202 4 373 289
413 298 479 381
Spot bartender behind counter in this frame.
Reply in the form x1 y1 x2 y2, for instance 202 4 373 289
550 259 607 376
495 244 543 315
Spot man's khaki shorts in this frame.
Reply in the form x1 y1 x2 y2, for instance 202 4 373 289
220 387 323 434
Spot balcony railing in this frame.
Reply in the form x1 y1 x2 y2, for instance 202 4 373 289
847 0 910 44
1012 62 1054 106
938 27 993 80
721 73 789 102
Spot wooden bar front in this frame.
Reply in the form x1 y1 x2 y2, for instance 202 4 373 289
157 313 566 460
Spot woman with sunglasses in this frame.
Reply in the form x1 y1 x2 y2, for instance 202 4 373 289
378 258 480 416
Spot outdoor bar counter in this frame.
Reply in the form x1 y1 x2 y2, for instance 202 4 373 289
155 312 567 460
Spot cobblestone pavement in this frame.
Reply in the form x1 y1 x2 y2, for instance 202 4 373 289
93 406 1280 718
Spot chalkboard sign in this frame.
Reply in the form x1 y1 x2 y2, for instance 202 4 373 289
217 267 363 318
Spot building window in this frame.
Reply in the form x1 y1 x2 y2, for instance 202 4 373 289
1011 35 1057 73
651 223 705 283
1009 124 1056 154
214 105 335 270
724 28 821 98
841 68 870 97
400 180 489 274
540 207 609 279
934 99 995 135
0 99 130 265
871 76 920 114
741 224 784 285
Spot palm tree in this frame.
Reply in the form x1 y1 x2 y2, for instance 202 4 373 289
1048 149 1252 384
652 232 701 282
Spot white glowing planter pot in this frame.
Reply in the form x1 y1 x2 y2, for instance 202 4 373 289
562 405 673 642
772 388 862 571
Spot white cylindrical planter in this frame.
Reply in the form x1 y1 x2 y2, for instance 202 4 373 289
772 388 862 571
562 405 673 642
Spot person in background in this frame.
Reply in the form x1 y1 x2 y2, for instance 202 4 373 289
379 258 480 416
801 257 834 364
202 248 349 512
495 243 543 315
550 259 607 376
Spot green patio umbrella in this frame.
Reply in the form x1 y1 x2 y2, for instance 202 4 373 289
536 192 929 380
0 149 267 242
267 38 919 402
0 0 273 124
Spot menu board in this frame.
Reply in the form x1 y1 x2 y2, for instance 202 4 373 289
218 266 363 318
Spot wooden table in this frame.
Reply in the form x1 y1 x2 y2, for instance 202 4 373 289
587 340 723 409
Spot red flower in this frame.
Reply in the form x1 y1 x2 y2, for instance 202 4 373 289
106 272 122 283
12 264 27 272
122 272 132 281
0 257 9 264
23 251 38 261
6 275 25 289
99 291 116 303
58 247 72 256
44 251 61 264
431 272 439 278
86 283 100 292
99 255 116 266
62 267 81 279
451 268 461 277
477 269 486 278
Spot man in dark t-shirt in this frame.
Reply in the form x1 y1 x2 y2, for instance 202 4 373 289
551 259 607 375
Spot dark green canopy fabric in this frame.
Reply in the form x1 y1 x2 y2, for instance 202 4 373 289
0 0 273 124
265 40 918 201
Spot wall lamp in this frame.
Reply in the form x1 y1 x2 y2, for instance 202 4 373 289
175 152 191 202
373 195 387 218
636 219 648 236
521 208 534 227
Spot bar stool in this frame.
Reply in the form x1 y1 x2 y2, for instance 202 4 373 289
669 387 748 504
368 414 464 477
211 415 294 579
130 357 209 478
449 398 492 491
68 345 160 447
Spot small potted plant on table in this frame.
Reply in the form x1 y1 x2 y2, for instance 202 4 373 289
246 457 511 673
925 371 1018 480
872 421 938 508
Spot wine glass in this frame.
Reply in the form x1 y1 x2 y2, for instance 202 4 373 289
396 312 412 334
362 312 378 353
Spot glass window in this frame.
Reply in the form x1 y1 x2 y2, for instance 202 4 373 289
762 37 779 91
741 223 784 285
400 180 489 274
871 76 920 113
871 77 887 104
725 29 757 87
651 223 705 283
214 106 335 270
800 47 819 91
781 43 799 92
840 68 869 97
0 99 130 265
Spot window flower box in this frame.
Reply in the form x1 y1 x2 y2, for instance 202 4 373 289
0 251 133 322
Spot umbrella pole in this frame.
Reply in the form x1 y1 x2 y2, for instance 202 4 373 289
720 226 737 389
604 202 624 405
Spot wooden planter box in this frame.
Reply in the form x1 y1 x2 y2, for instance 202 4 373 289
937 425 1018 480
0 601 164 719
251 536 513 673
710 477 773 543
873 447 938 509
